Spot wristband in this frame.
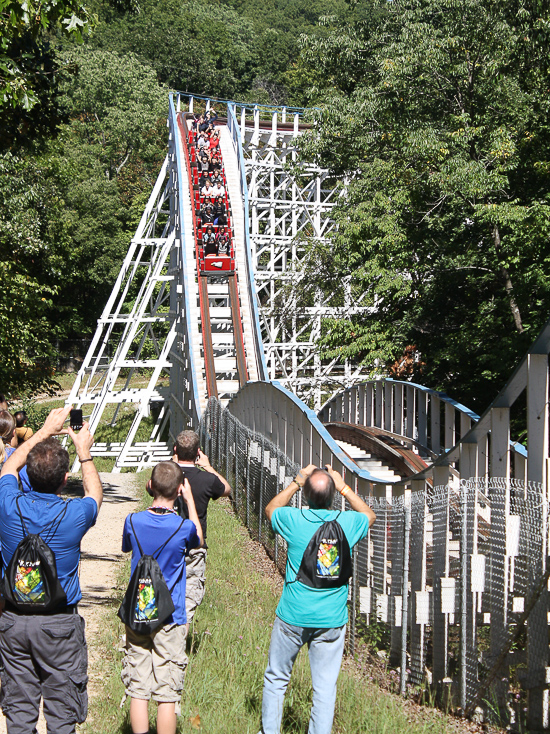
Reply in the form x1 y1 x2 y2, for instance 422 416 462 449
80 458 94 464
294 471 306 488
339 485 351 497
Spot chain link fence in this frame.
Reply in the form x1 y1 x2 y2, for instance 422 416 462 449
201 397 549 729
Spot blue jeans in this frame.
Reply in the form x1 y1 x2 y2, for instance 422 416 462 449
259 617 346 734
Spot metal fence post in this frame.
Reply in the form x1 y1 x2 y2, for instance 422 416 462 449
225 411 230 480
460 479 468 712
350 543 358 656
246 437 251 530
259 435 265 543
409 480 428 688
400 501 411 697
432 469 452 697
205 400 212 459
274 451 280 567
234 422 240 512
217 401 223 471
390 487 406 667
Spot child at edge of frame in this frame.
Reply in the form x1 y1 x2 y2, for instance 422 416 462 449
120 461 203 734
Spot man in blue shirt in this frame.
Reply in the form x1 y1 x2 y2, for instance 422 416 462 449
0 406 102 734
258 464 376 734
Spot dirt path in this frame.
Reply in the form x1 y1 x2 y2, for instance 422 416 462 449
0 472 140 733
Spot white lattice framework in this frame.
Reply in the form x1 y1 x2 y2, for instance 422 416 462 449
65 96 200 470
236 104 372 408
183 94 372 408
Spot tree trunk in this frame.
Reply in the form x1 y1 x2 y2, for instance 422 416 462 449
493 224 524 334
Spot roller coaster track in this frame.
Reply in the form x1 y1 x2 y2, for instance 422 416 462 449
176 112 251 402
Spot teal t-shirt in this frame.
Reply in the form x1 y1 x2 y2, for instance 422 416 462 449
271 507 370 628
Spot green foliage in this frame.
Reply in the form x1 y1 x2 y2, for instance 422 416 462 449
87 0 347 105
298 0 550 412
356 617 391 653
45 49 167 334
9 396 51 430
0 46 167 396
0 151 62 394
59 47 168 179
0 0 93 112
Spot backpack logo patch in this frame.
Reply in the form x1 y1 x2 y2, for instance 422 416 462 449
317 539 340 578
14 560 46 603
135 578 159 622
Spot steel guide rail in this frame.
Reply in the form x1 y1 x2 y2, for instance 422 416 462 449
228 274 248 387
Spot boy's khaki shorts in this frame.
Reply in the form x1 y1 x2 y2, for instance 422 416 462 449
122 623 188 703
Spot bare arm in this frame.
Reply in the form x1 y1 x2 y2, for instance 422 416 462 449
325 465 376 527
265 464 317 522
196 449 231 497
66 423 103 510
180 479 204 546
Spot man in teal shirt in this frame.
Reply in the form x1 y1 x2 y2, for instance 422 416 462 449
258 464 376 734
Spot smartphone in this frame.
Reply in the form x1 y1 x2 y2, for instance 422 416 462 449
70 409 83 430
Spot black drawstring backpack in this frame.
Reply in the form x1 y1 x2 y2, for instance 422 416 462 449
2 496 69 613
118 515 185 635
293 512 352 589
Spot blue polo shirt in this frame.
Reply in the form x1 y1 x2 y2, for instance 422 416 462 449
272 507 370 628
0 474 98 605
122 510 201 625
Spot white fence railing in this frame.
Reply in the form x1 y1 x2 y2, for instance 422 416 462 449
319 379 480 455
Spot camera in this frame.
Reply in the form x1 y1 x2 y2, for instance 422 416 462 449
69 409 83 430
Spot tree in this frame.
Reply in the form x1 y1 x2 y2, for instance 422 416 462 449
298 0 550 412
87 0 348 105
88 0 256 98
45 48 167 339
0 48 167 396
0 152 62 394
0 0 92 111
60 47 167 179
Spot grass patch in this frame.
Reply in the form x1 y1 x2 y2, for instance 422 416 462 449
83 484 450 734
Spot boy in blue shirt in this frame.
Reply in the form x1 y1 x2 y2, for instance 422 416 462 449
121 461 203 734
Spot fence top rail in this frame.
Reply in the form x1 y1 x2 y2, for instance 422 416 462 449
227 380 401 485
320 377 480 423
320 375 528 469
